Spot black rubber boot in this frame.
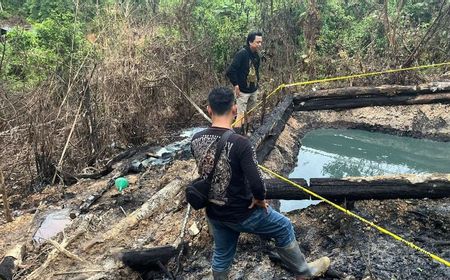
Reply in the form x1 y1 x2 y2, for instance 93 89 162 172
275 240 311 277
273 240 331 279
212 270 229 280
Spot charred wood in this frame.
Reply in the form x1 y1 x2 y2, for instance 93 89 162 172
250 95 294 163
295 91 450 111
265 177 450 201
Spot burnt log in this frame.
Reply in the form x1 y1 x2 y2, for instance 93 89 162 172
264 176 450 201
120 245 178 279
293 82 450 111
294 82 450 101
250 95 294 163
295 92 450 111
0 245 24 280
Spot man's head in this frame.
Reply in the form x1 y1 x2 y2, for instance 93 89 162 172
207 87 236 118
247 31 263 53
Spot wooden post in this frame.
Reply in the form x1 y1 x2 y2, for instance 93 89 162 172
243 111 248 135
0 169 12 222
260 90 267 125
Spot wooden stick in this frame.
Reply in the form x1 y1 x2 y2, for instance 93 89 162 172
25 229 86 280
167 77 212 123
243 111 248 135
260 90 267 125
0 169 12 222
46 239 86 263
53 269 105 276
51 99 83 184
174 204 191 274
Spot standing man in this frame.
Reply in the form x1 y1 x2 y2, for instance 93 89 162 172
226 31 262 134
191 87 330 280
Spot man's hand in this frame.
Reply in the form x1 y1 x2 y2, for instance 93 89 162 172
234 85 241 98
248 198 269 213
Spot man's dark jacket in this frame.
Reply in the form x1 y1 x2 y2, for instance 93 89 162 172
226 46 260 93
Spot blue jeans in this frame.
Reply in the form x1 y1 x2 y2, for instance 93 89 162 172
207 206 296 272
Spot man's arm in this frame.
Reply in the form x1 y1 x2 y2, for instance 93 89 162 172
239 138 266 201
226 50 243 96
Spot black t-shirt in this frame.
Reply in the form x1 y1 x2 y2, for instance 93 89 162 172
191 127 266 223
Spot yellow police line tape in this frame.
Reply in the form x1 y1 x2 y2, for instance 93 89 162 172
230 61 450 266
259 164 450 267
232 61 450 127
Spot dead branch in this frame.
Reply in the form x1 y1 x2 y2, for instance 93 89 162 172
167 77 211 123
25 216 91 280
52 269 105 276
403 1 449 67
46 239 86 263
87 178 184 247
51 99 84 185
174 204 191 274
0 169 12 222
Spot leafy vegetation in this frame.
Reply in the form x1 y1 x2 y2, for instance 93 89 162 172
0 0 449 188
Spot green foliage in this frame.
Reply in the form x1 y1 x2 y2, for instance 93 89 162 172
2 14 89 89
1 0 448 89
190 0 257 71
25 0 74 21
1 0 28 15
317 0 386 58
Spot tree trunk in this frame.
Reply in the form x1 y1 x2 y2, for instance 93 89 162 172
294 82 450 101
265 175 450 201
250 95 293 163
295 92 450 111
293 82 450 111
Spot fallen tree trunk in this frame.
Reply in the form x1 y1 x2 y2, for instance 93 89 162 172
294 82 450 101
294 91 450 111
264 176 450 201
250 95 294 163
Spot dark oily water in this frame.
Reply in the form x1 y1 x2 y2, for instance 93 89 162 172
280 129 450 212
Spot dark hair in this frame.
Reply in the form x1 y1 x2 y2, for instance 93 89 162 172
246 31 262 46
208 87 235 115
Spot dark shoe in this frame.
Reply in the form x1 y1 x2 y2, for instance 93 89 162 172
213 270 229 280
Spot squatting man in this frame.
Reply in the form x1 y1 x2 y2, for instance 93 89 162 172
190 87 331 279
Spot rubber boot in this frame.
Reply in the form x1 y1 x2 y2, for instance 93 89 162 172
212 270 229 280
275 240 311 277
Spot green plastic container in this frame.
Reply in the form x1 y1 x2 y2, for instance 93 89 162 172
115 177 129 192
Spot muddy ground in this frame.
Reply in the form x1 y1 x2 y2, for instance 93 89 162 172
1 101 450 280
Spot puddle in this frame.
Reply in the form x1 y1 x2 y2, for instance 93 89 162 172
280 129 450 212
33 209 72 243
